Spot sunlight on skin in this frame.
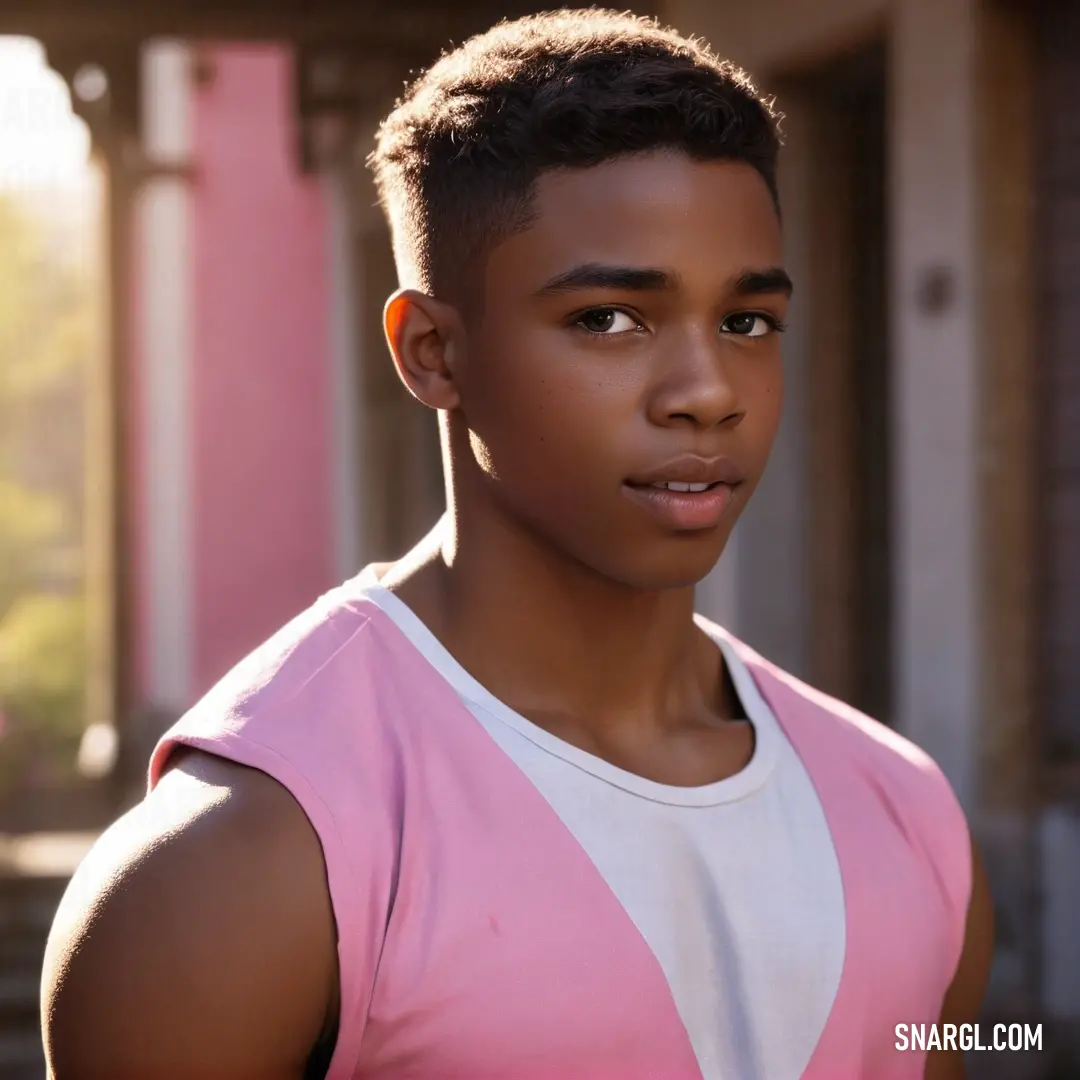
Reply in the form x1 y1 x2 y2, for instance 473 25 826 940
0 37 93 192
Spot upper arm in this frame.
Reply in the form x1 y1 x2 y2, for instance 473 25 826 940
923 832 995 1080
42 751 339 1080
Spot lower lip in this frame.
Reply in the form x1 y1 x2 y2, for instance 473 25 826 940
622 483 737 531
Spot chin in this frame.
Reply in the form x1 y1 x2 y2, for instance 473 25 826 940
586 534 730 593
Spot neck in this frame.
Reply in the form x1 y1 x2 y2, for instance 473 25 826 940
382 501 723 732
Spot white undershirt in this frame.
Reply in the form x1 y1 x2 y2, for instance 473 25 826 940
360 573 846 1080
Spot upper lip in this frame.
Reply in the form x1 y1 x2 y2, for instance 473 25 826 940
625 454 746 488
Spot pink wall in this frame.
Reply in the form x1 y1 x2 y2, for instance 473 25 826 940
190 45 334 695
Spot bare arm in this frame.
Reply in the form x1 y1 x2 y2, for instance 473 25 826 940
924 834 995 1080
42 750 339 1080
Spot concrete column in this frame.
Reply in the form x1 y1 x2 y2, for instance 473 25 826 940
889 0 981 808
134 40 194 715
324 165 363 581
346 116 392 567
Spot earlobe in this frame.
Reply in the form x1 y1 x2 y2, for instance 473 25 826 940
383 289 462 411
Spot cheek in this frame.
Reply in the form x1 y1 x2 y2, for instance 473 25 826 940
747 355 784 428
762 373 783 424
467 338 636 462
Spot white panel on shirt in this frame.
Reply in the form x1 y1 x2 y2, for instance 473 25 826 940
361 577 846 1080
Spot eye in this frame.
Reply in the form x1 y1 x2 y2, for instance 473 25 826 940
575 307 643 335
720 312 785 338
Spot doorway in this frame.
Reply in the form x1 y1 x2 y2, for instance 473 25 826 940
786 41 893 722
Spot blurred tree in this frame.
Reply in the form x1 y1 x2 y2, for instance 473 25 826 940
0 195 90 400
0 190 94 793
0 477 67 618
0 593 86 788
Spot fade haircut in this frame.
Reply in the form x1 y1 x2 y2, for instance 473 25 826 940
368 8 782 311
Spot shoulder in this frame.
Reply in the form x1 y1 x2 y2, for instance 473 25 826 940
148 584 417 809
43 749 338 1079
182 584 384 734
153 582 434 752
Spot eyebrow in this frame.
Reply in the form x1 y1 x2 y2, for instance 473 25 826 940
535 262 794 299
535 263 676 296
733 267 794 298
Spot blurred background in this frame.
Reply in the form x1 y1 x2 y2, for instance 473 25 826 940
0 0 1072 1077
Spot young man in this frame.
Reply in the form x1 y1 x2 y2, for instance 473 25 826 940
43 10 992 1080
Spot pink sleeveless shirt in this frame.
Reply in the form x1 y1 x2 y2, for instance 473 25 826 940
148 571 971 1080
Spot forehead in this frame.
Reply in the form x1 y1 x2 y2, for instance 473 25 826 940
485 151 783 295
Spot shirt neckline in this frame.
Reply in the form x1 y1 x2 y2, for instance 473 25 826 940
349 565 781 807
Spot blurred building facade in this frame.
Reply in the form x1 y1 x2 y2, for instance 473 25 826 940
1 0 1076 1074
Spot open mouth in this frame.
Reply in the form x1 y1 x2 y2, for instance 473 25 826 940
634 480 723 493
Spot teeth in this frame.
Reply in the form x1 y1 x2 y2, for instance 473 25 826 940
651 481 712 493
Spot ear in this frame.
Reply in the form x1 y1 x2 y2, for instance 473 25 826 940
383 288 462 411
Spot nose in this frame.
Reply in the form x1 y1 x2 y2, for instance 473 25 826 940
645 327 743 430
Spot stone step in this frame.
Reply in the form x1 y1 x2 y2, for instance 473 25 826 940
0 877 68 939
0 835 95 1080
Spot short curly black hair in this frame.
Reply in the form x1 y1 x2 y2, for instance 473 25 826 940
368 8 782 307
